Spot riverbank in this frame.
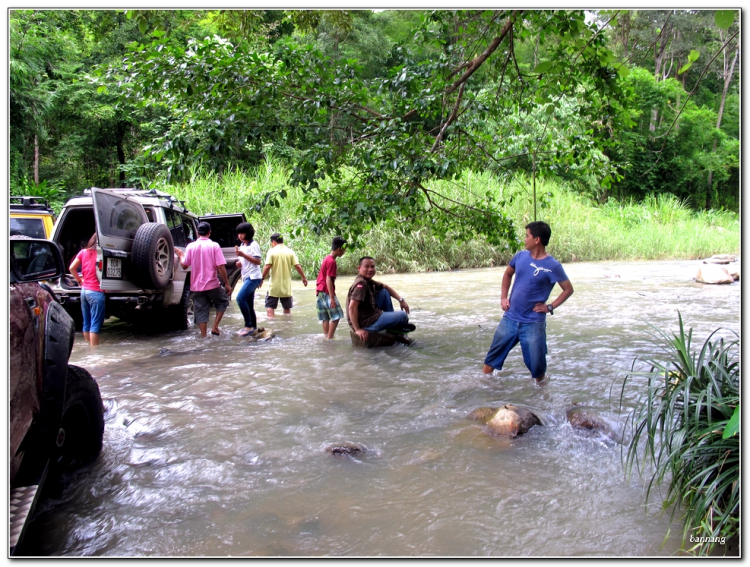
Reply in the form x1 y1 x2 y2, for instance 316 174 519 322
162 162 739 276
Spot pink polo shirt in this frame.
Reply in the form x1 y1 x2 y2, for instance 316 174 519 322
182 237 226 292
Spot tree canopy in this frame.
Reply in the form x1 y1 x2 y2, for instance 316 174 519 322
11 9 740 246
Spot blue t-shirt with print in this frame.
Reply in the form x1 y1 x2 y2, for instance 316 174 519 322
505 250 568 323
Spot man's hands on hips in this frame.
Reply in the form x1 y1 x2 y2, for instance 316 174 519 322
532 302 548 314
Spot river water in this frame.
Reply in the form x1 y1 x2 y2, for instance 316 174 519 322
25 260 740 556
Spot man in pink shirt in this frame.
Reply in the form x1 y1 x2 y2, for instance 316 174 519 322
175 221 232 337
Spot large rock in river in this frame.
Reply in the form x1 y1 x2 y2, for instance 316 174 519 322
696 265 734 285
469 405 542 438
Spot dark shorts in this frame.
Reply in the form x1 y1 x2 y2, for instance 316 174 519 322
191 286 229 324
265 293 293 310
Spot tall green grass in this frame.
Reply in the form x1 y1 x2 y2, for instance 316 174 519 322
158 160 739 277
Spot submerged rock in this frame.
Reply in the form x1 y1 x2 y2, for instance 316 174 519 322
350 330 412 348
326 443 366 456
469 404 541 438
241 328 275 342
467 407 499 423
696 265 734 285
566 405 622 444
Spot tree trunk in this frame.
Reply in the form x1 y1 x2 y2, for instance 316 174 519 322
34 135 39 185
649 108 658 133
706 41 739 210
716 44 739 130
653 18 672 81
116 122 127 186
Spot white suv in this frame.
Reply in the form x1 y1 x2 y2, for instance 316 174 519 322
49 188 245 331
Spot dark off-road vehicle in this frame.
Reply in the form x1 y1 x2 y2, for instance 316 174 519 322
48 188 245 330
10 237 104 555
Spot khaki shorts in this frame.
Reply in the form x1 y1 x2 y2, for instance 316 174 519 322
191 286 229 324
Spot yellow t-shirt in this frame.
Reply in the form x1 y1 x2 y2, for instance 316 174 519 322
265 244 300 298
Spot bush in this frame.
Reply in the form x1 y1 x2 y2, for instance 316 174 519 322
619 315 739 555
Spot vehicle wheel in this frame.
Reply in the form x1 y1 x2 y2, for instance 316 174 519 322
165 280 192 331
53 365 104 474
131 223 174 290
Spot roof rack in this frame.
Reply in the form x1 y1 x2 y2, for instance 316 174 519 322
10 196 53 212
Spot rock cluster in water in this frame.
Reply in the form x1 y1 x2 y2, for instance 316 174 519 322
468 404 541 438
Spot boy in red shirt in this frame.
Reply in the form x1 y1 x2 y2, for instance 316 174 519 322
315 236 346 339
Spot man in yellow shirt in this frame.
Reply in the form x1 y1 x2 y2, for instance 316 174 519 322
261 233 308 318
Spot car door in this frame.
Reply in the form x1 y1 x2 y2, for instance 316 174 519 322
198 213 246 287
91 188 149 290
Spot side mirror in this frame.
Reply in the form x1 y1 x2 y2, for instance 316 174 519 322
10 238 65 283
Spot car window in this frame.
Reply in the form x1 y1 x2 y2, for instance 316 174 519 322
10 218 45 239
95 193 146 239
11 240 58 278
144 207 156 222
180 214 196 244
166 209 187 247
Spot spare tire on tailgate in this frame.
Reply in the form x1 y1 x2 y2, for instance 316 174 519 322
131 223 174 290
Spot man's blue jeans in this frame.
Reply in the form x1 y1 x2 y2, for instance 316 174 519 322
484 316 548 378
363 288 409 332
236 278 262 328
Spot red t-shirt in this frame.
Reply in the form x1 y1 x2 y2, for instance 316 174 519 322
75 248 102 292
315 254 337 294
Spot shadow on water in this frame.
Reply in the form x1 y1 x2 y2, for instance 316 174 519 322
23 259 739 556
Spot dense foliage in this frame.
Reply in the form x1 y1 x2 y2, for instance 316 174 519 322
10 9 740 247
620 316 739 556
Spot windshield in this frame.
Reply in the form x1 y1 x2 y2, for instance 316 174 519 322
10 218 45 238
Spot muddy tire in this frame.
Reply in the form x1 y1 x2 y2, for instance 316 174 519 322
53 365 104 475
131 223 174 290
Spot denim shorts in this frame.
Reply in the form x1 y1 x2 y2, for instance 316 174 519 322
81 289 106 333
484 316 548 378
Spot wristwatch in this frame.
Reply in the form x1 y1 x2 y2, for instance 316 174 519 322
399 297 405 302
547 304 554 315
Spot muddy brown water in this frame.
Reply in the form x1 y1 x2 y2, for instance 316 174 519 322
24 260 739 556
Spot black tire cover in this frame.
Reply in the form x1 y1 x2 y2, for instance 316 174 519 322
131 223 174 290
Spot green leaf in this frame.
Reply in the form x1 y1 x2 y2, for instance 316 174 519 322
678 62 693 75
688 50 700 63
715 10 736 30
138 17 148 35
723 404 739 439
532 61 553 74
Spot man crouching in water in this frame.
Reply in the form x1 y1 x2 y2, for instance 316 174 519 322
347 256 412 342
483 221 574 381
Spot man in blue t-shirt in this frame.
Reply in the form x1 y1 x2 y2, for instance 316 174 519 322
483 221 574 381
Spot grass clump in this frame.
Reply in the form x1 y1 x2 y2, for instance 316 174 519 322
157 160 739 277
619 315 739 555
